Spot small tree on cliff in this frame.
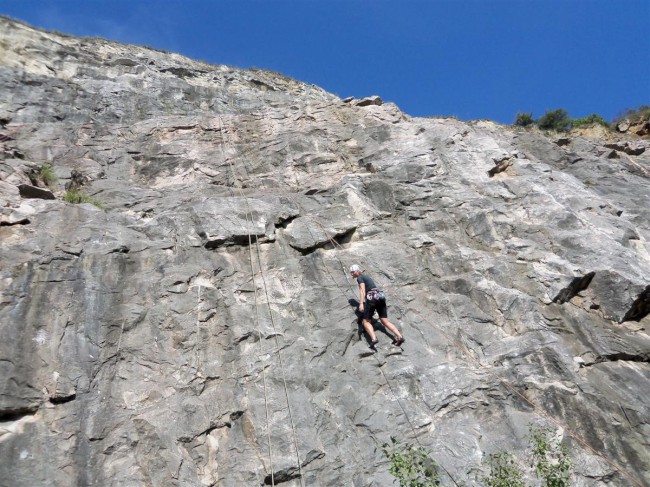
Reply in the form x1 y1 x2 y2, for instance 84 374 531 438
537 109 572 132
514 112 535 127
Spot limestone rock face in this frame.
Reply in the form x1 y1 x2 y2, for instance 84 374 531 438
1 17 650 487
617 117 650 137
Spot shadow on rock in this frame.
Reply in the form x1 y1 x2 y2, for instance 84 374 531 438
348 298 396 347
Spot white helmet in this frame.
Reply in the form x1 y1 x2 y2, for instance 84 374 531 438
349 264 362 273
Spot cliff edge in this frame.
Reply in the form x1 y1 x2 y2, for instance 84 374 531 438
1 17 649 486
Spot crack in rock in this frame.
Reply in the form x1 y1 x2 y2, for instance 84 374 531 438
263 450 325 485
0 406 39 422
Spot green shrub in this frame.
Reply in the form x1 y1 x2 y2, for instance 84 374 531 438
383 426 573 487
537 109 572 132
572 114 609 128
63 190 104 209
481 452 526 487
529 426 572 487
514 112 535 127
382 437 442 487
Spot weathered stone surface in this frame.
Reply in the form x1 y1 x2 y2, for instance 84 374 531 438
617 119 631 132
192 196 300 248
353 95 383 107
1 17 650 487
604 140 646 155
635 121 650 136
17 184 55 199
617 117 650 137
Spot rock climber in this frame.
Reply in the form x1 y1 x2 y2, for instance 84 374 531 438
350 264 405 348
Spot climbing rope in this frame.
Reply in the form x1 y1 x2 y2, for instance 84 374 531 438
211 118 643 486
216 116 275 485
252 230 305 486
247 231 276 486
374 355 462 487
302 215 644 487
233 140 641 484
266 189 461 485
214 116 275 486
218 116 304 487
219 140 470 484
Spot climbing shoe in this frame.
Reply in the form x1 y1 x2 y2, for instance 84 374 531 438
394 336 405 347
369 338 379 349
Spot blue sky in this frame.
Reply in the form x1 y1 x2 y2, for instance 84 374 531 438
2 0 648 124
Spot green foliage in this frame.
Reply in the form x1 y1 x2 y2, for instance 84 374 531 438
528 426 572 487
481 453 526 487
513 109 612 131
29 164 57 187
514 112 535 127
382 437 442 487
572 113 609 128
382 427 573 487
38 164 57 186
537 109 572 132
475 426 573 487
63 190 104 209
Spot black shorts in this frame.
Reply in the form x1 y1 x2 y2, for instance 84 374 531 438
363 299 387 320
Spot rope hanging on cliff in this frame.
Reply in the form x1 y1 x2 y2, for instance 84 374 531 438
248 234 277 485
263 188 461 485
307 221 460 485
300 214 644 487
239 129 641 483
216 116 275 485
216 116 642 486
218 116 304 487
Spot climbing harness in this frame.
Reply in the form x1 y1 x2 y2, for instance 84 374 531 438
366 288 386 302
238 145 643 485
263 190 461 485
211 114 642 487
305 217 644 487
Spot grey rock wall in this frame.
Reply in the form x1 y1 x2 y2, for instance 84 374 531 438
1 17 649 486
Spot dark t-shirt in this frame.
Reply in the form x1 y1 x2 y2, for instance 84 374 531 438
357 273 387 319
356 273 377 290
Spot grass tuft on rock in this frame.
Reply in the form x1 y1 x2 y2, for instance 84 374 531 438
63 190 104 209
38 164 57 186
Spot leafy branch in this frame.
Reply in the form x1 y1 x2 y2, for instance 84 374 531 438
383 426 573 487
382 437 442 487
